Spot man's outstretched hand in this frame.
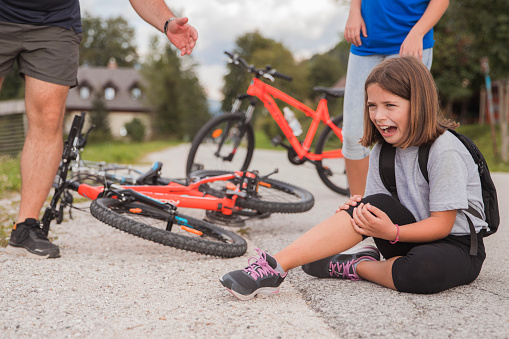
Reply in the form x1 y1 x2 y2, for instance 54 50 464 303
166 17 198 56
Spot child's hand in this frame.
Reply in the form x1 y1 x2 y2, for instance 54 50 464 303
344 11 367 47
350 203 398 241
335 195 362 214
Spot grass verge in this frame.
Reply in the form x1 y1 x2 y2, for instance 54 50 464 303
82 140 181 163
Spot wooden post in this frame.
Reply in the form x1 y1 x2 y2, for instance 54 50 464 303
500 79 508 162
480 57 499 159
479 88 486 124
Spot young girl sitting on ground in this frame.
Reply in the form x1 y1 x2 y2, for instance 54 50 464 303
220 56 487 300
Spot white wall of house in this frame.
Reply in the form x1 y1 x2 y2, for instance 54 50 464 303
65 111 152 140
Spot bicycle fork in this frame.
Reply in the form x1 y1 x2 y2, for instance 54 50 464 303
216 96 255 161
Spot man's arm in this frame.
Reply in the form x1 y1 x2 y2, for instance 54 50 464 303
129 0 198 55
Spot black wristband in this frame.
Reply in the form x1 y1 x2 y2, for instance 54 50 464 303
163 17 176 35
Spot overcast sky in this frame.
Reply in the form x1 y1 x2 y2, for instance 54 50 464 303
80 0 350 101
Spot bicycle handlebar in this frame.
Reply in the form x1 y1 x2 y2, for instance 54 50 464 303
225 51 292 82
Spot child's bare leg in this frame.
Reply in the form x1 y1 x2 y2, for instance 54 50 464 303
274 211 363 272
357 257 399 290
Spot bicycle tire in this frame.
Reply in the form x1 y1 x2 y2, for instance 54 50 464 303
190 170 314 214
186 112 255 177
90 197 247 258
315 115 350 196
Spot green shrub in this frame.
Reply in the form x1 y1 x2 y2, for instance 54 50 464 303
125 118 146 142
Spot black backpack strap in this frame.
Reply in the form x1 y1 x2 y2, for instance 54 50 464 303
418 144 431 183
379 142 399 201
466 216 478 256
418 139 480 255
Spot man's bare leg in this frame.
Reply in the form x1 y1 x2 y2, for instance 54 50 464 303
345 156 370 196
17 76 69 223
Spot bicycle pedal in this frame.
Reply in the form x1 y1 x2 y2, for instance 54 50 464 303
271 135 283 147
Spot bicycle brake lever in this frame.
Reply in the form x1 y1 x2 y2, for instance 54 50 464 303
263 73 275 82
260 168 279 180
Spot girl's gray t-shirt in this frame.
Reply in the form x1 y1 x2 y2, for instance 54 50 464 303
365 130 487 236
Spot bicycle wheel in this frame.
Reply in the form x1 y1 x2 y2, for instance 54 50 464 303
315 115 350 196
186 112 255 177
190 170 314 214
90 197 247 258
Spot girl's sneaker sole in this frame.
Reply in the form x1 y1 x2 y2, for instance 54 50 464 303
226 287 281 301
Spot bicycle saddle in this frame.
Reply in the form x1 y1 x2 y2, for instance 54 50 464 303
136 161 163 185
313 86 345 97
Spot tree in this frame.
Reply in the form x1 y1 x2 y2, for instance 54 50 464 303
141 37 210 140
304 39 350 116
452 0 509 160
431 2 482 123
306 40 349 94
80 13 138 67
88 92 112 142
0 64 24 101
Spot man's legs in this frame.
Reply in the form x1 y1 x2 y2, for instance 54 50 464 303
17 75 69 222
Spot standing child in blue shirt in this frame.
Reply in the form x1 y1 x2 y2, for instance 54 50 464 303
342 0 449 196
220 56 486 300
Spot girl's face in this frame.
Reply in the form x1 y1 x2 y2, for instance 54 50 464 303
367 83 410 146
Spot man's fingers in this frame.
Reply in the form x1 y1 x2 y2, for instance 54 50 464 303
176 17 189 26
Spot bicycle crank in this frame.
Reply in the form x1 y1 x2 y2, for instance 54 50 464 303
287 148 306 165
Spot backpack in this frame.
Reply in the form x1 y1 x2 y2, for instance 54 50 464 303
379 129 500 255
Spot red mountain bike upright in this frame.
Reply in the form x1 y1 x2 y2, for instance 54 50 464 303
186 51 349 195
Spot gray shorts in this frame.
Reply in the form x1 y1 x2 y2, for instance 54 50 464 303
0 21 82 87
342 49 433 160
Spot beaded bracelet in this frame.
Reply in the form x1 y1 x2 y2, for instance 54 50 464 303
390 224 399 244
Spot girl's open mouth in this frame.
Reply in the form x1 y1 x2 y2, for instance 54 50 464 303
380 125 397 137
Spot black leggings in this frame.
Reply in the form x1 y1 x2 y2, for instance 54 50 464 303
343 194 486 294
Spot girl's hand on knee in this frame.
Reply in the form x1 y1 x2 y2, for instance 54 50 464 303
350 203 397 240
335 195 362 213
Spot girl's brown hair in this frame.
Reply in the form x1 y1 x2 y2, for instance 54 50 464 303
360 56 456 148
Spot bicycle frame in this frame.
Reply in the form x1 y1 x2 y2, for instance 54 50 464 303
246 77 343 161
71 171 265 216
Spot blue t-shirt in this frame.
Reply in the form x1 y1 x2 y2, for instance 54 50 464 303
0 0 82 32
351 0 434 56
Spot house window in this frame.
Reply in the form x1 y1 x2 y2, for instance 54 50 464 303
131 87 142 100
79 86 90 99
104 87 115 101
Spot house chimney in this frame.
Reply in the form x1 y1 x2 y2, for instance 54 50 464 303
107 57 118 69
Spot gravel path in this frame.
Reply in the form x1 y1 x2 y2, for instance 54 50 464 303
2 144 508 338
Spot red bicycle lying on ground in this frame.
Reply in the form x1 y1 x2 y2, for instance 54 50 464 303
42 113 314 257
186 51 349 195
